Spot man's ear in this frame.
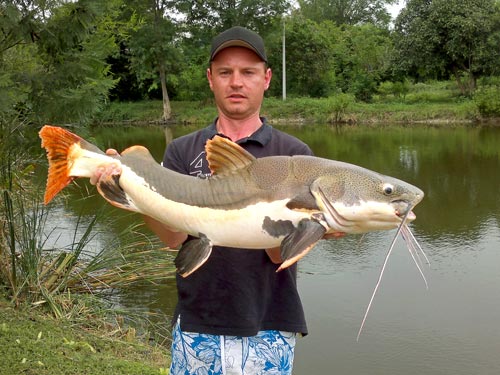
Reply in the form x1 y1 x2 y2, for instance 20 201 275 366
264 67 272 90
207 68 214 90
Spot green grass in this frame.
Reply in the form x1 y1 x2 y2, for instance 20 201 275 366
94 80 493 125
97 100 218 125
0 297 170 375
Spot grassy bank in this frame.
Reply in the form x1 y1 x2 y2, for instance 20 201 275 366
94 80 500 125
0 296 170 375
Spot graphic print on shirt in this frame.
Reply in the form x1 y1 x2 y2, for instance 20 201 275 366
189 151 206 177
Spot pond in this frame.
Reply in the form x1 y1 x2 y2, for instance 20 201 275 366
42 124 500 375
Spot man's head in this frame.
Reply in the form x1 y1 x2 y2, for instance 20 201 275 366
207 27 272 122
210 26 267 64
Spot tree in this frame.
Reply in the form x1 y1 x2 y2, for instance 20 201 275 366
127 0 180 121
298 0 396 27
173 0 289 36
332 24 393 100
393 0 500 96
1 0 119 124
267 16 337 97
1 1 46 116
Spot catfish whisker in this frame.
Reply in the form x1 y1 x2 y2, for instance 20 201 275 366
401 227 428 290
356 213 409 341
357 233 367 248
401 227 425 268
403 224 429 266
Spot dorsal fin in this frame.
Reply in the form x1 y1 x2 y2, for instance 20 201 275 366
121 145 155 160
205 135 256 175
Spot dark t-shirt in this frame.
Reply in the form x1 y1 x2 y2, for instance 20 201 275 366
163 119 312 336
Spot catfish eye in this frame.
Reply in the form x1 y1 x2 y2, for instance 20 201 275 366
383 183 394 195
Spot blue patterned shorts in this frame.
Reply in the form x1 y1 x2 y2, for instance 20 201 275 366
169 320 296 375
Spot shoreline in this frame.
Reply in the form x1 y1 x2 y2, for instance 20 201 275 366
92 98 500 127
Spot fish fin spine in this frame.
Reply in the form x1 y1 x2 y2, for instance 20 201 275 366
205 135 256 175
39 125 84 205
277 218 326 271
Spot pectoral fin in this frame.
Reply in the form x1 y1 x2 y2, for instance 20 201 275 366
277 219 326 271
96 172 139 212
175 235 213 277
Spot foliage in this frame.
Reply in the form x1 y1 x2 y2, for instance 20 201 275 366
474 85 500 117
95 100 218 124
332 24 393 101
32 0 119 124
0 2 44 117
263 94 355 122
267 17 337 97
378 80 410 99
1 0 120 124
173 0 289 37
298 0 395 27
327 93 356 123
174 62 213 101
1 191 175 317
393 0 500 96
3 0 500 122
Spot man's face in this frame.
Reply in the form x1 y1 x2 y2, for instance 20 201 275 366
207 47 272 121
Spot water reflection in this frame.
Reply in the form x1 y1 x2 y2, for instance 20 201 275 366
42 124 500 375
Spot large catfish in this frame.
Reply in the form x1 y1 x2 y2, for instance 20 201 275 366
39 125 424 277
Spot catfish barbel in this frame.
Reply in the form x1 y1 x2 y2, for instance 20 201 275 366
39 125 424 281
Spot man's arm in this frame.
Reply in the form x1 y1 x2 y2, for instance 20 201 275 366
142 215 188 249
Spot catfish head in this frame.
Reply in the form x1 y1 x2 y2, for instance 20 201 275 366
310 165 424 234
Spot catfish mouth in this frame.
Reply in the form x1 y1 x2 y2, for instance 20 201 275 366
391 199 416 221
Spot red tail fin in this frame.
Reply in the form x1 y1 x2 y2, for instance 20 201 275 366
39 125 83 205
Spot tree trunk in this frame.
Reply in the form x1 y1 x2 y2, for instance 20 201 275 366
159 64 171 121
452 66 476 97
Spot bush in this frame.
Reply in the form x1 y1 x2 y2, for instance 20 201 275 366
350 74 377 102
327 93 355 123
378 80 410 99
474 86 500 117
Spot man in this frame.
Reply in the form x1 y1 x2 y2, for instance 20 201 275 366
96 26 314 374
150 27 314 375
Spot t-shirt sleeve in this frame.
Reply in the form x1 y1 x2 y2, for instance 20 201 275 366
278 131 314 157
295 142 314 156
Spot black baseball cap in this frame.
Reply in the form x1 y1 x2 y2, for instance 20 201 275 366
210 26 267 63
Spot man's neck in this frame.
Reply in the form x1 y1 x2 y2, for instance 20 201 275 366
216 114 263 142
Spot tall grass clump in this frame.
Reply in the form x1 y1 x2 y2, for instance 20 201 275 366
1 118 176 333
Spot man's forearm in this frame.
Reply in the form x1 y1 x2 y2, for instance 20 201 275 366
142 215 188 248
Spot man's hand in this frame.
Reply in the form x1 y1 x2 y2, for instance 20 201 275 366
89 149 120 185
